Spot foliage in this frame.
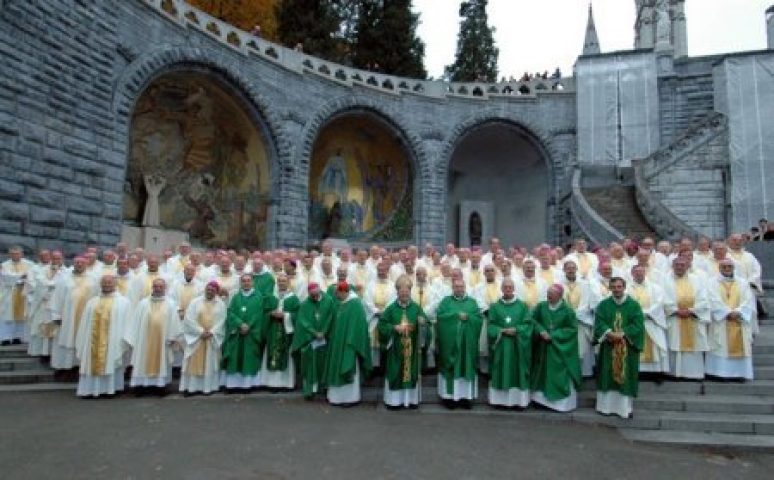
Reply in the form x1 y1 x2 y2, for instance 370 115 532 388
444 0 499 82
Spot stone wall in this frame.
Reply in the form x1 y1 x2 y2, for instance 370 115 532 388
658 68 716 146
0 1 122 255
0 0 577 254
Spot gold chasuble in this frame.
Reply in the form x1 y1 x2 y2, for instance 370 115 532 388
523 280 538 309
539 269 554 285
90 296 114 375
720 281 744 357
187 301 215 376
630 284 654 363
72 275 93 336
373 281 390 311
116 275 131 296
145 301 168 376
564 282 581 310
577 254 591 277
10 262 29 321
178 284 198 316
484 282 500 305
412 285 429 310
674 277 696 351
468 270 482 289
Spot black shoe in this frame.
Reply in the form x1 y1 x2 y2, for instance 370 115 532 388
442 399 457 410
459 400 473 410
11 339 21 345
1 340 10 346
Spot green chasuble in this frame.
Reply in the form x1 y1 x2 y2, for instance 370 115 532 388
291 294 335 397
324 294 372 387
262 293 301 372
222 290 266 376
252 272 276 298
435 295 483 394
594 296 645 397
530 300 581 401
377 300 426 390
487 298 533 391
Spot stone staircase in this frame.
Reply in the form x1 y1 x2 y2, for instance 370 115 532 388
2 291 773 450
581 186 656 240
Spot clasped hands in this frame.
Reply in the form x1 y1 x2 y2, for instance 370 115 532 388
239 323 250 335
395 323 414 335
606 331 626 344
200 330 213 340
271 310 285 322
501 328 517 337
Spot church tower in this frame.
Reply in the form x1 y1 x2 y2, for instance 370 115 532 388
582 3 601 55
634 0 687 58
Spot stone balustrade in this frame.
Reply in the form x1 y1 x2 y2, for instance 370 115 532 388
146 0 574 101
570 168 624 246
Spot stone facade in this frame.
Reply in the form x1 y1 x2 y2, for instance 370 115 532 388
0 0 770 253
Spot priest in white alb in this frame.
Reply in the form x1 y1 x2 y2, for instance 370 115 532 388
50 256 99 370
627 265 669 374
124 278 182 391
180 280 226 395
663 257 710 379
0 246 35 344
75 275 131 398
706 259 756 380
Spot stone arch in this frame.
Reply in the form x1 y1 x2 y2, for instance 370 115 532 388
297 96 430 244
440 112 561 245
112 46 287 247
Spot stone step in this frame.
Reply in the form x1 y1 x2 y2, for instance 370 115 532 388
703 380 774 396
0 344 29 358
633 393 774 415
0 382 76 393
0 357 48 372
754 354 774 366
0 370 55 385
619 429 774 451
753 344 774 355
754 366 774 380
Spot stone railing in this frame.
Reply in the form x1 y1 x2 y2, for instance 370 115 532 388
570 168 623 246
637 113 727 181
632 113 727 241
143 0 574 100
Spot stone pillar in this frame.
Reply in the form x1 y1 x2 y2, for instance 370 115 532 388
672 1 688 58
767 6 774 49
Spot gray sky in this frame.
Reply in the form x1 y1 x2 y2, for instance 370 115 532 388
414 0 772 79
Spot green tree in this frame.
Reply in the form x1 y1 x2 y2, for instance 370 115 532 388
445 0 499 82
351 0 426 79
275 0 344 62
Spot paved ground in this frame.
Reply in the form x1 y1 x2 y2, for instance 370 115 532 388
1 391 772 479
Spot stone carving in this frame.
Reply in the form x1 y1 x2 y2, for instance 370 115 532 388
655 0 671 46
141 174 166 227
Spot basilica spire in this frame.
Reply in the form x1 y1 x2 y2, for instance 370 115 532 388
583 3 601 55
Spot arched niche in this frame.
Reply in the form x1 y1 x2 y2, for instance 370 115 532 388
123 72 275 250
308 112 415 243
447 121 551 248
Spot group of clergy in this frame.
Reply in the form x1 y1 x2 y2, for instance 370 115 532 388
0 232 763 419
